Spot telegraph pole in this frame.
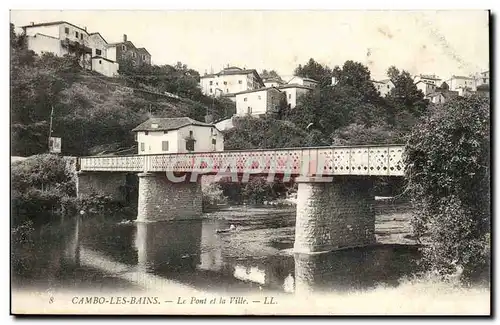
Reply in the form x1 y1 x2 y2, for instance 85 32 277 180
48 105 54 152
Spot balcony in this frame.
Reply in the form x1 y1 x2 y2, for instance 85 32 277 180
61 38 92 54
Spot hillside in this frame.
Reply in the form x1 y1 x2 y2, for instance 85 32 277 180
10 47 233 157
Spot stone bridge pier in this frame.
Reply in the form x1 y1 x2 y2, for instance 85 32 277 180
294 176 376 254
136 172 202 222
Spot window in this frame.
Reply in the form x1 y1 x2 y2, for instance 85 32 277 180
210 88 213 93
65 27 69 34
387 85 390 89
140 142 145 152
164 131 168 134
244 97 248 102
142 55 146 60
216 82 218 86
132 52 136 58
162 141 169 151
80 33 83 40
238 80 242 84
75 31 79 38
99 60 102 64
247 107 252 114
145 131 149 135
223 81 227 85
122 45 126 51
96 49 102 56
189 130 193 137
288 94 291 99
151 123 158 129
212 139 216 145
226 89 229 93
258 95 261 100
186 139 195 151
209 81 213 86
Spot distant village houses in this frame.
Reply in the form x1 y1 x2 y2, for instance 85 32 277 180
200 66 265 97
20 21 152 78
235 87 284 116
372 79 395 97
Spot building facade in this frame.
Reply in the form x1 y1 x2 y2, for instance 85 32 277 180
200 66 265 97
413 74 442 86
106 34 152 67
263 77 285 88
278 84 314 109
235 87 284 116
286 76 319 88
475 70 490 87
425 91 459 104
415 80 437 95
445 75 477 92
21 21 121 77
132 117 224 155
372 79 395 97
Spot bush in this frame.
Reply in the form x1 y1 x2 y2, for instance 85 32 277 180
202 182 227 210
11 154 76 226
405 95 490 283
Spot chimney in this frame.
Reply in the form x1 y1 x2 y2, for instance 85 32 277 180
30 22 34 26
123 34 127 42
84 26 87 31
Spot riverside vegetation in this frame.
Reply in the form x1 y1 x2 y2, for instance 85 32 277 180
10 24 490 285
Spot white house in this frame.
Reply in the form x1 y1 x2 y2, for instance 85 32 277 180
415 80 437 96
413 74 442 86
21 21 119 77
262 77 285 88
132 117 224 155
286 76 318 88
445 75 477 93
200 66 265 97
425 91 459 104
474 70 489 87
234 87 284 116
372 79 395 97
278 84 314 109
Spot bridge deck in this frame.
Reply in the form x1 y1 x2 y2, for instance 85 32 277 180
78 145 405 177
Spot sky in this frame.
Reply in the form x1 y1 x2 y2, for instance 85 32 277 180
9 10 489 80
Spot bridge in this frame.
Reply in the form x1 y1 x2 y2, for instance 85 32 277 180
76 144 406 254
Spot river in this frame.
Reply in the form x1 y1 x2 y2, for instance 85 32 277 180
12 204 423 296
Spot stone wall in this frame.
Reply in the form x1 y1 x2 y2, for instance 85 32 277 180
294 177 375 253
137 172 202 222
76 172 127 202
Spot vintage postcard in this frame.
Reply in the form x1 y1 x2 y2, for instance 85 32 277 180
10 9 491 316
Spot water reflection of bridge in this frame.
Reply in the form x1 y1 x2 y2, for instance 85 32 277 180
61 217 420 294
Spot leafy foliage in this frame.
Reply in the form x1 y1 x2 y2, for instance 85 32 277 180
294 58 333 87
405 95 490 282
223 115 329 150
11 154 76 226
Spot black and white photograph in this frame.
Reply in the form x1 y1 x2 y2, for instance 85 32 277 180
9 9 491 315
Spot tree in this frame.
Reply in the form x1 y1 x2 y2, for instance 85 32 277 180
404 95 490 283
386 66 429 120
294 58 333 87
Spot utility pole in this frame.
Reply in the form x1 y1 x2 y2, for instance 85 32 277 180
48 105 54 153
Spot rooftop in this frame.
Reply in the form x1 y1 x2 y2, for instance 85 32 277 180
451 75 475 80
233 86 282 96
372 79 392 84
416 74 441 80
132 117 215 132
279 84 315 90
287 76 319 84
21 21 89 34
